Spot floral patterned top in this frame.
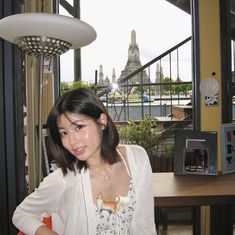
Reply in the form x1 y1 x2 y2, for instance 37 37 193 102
95 153 136 235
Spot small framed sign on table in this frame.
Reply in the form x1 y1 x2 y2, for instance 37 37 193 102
221 123 235 174
174 130 218 175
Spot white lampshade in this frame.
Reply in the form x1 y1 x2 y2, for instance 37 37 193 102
199 77 219 97
0 12 96 51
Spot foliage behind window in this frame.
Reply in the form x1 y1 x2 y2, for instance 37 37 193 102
117 114 160 158
60 81 95 95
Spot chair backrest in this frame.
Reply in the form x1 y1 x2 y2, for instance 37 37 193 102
17 216 52 235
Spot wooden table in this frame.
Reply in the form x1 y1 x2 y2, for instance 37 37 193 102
153 172 235 235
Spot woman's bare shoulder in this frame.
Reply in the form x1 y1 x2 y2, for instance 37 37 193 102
117 144 127 158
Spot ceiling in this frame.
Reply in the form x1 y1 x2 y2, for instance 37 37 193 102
166 0 235 41
165 0 190 14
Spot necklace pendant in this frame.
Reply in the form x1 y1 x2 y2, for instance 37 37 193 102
104 175 109 180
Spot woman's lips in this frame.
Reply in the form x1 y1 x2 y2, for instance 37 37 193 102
73 146 85 156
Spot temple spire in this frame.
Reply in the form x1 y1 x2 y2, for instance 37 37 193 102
112 68 116 83
131 30 137 45
118 30 148 84
98 64 104 85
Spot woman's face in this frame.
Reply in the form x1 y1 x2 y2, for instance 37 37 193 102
57 112 106 162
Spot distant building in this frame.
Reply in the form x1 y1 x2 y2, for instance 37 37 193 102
112 68 116 83
175 77 182 83
104 75 110 86
155 62 164 95
98 30 153 86
98 64 104 86
118 30 149 84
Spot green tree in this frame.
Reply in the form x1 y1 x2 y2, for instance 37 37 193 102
173 83 192 96
60 80 95 95
162 77 173 95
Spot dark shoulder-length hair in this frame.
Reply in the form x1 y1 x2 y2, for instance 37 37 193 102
47 87 120 175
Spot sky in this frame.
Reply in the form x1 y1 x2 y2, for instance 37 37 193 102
59 0 191 84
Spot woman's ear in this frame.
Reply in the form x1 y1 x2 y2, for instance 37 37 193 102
99 113 107 127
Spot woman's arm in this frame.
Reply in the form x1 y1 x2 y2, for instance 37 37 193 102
35 225 58 235
12 169 65 235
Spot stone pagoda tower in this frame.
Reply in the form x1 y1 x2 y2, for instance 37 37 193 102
112 68 116 83
98 64 104 86
118 30 149 84
155 62 164 95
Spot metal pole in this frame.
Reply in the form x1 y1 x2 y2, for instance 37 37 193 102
74 0 81 81
38 52 44 181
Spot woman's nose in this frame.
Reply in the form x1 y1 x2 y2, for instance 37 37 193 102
68 131 79 145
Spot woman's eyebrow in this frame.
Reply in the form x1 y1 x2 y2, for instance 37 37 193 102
58 126 67 131
72 119 83 124
68 117 91 125
58 118 87 130
58 121 77 130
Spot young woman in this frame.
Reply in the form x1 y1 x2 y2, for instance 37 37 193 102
12 88 157 235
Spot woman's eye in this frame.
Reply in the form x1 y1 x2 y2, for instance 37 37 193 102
59 131 67 138
75 124 85 131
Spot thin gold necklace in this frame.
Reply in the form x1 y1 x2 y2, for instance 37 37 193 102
89 169 111 181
